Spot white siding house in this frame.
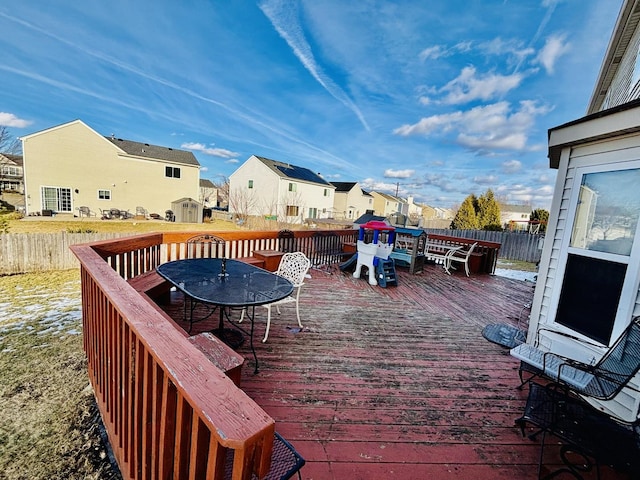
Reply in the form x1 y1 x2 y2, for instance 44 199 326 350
228 155 335 223
527 0 640 423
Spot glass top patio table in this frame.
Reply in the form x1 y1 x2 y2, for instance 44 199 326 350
157 258 293 373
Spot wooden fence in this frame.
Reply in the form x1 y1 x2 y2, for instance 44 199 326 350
0 232 127 275
0 229 544 275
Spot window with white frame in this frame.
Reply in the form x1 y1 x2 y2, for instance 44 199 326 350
98 189 111 200
554 163 640 345
286 205 299 216
288 182 296 192
248 180 254 189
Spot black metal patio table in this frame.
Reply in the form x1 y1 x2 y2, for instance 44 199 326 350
156 258 293 373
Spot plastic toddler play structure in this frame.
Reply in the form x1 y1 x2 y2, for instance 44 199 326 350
341 221 397 287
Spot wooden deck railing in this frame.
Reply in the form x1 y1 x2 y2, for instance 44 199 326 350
71 229 357 479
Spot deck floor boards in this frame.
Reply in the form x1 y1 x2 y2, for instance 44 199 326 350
159 262 632 479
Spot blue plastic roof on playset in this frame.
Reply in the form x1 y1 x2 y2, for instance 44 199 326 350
394 227 427 237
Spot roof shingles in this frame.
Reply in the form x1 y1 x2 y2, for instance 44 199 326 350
106 137 199 166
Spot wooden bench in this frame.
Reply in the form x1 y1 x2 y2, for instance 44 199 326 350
188 332 245 387
127 269 171 299
238 256 266 269
128 271 246 386
253 250 284 272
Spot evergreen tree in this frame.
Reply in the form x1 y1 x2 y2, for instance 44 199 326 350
530 208 549 233
477 189 502 230
451 194 479 229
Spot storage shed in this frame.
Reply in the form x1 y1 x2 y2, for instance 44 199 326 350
170 197 203 223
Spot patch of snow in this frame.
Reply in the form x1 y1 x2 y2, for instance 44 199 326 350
494 268 537 283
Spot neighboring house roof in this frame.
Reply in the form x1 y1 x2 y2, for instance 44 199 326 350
372 191 400 202
254 155 332 186
354 213 386 224
200 179 215 188
331 181 357 192
0 153 23 166
106 136 199 166
500 204 531 214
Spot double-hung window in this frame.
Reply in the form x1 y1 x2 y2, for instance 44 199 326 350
98 189 111 200
165 166 181 178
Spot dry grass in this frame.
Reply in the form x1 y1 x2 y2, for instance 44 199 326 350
6 217 242 234
0 269 118 480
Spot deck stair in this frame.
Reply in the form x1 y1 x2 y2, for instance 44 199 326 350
376 258 397 287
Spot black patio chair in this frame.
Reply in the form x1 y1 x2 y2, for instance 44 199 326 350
277 229 297 253
186 234 226 259
511 317 640 401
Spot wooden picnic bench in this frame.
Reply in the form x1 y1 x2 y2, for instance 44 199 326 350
425 233 501 274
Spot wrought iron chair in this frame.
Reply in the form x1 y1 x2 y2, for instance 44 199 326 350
278 229 297 253
511 317 640 401
311 231 349 273
186 234 226 259
240 252 311 342
446 242 478 276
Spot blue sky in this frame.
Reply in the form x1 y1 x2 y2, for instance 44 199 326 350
0 1 622 209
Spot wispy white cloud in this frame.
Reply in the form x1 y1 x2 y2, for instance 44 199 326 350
419 42 472 61
439 66 524 104
0 112 32 128
0 10 351 170
384 169 415 179
182 142 239 158
502 159 522 173
259 0 369 131
394 100 551 152
473 174 499 185
535 34 570 74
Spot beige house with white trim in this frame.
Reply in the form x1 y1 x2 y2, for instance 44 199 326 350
330 182 374 220
371 191 404 217
228 155 335 223
21 120 200 219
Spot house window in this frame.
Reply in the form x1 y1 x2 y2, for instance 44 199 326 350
554 164 640 345
165 166 181 178
308 208 317 219
41 186 72 213
288 182 297 192
98 189 111 200
248 180 254 189
286 205 299 217
323 188 329 197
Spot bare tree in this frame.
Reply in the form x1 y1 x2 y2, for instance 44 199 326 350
0 127 21 154
228 186 258 225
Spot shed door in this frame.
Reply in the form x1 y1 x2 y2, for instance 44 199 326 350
552 162 640 345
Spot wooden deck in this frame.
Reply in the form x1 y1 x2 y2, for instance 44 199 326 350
158 263 632 480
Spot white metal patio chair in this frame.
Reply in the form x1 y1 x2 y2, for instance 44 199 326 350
446 242 478 276
240 252 311 343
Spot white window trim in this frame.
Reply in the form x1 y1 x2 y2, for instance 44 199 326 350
547 160 640 345
98 189 112 200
